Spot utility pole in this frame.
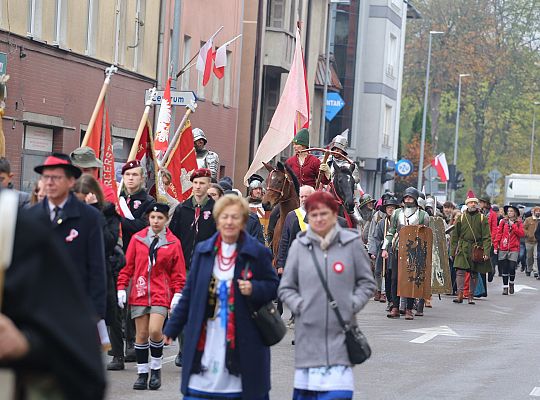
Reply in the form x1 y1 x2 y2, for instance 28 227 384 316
450 73 470 202
169 0 182 134
320 1 336 147
530 102 540 174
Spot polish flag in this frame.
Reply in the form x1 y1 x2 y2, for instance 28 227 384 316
154 77 172 159
243 26 310 184
101 108 121 212
197 34 217 86
213 44 227 79
431 153 449 182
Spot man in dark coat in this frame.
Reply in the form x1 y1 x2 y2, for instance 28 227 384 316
30 153 107 320
0 191 106 400
169 168 217 366
0 157 30 208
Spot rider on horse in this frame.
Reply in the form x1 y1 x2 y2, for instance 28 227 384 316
318 132 360 184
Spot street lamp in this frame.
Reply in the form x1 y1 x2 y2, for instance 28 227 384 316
530 101 540 174
450 73 470 202
417 30 444 190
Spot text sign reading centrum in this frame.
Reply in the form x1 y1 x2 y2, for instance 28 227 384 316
144 89 197 106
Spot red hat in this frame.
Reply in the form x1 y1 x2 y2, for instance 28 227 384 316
465 189 478 204
190 168 212 182
34 153 82 178
122 160 141 175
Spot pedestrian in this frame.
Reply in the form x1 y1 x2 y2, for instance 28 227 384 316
523 205 540 278
450 190 492 304
0 157 30 208
356 194 376 245
70 146 117 203
285 128 321 188
318 134 360 184
30 179 46 205
164 194 279 400
278 191 375 399
31 153 107 321
117 203 186 390
169 167 217 367
193 128 220 180
224 189 265 244
207 183 224 201
493 205 524 295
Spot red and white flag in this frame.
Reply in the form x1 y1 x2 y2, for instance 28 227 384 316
431 153 449 182
154 77 172 159
197 31 221 86
101 108 121 212
243 26 310 184
212 44 227 79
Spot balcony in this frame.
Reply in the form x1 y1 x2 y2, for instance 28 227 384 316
263 27 295 73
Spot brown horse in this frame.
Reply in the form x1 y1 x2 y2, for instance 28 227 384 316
261 161 300 264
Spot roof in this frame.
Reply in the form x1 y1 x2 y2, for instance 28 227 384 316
315 54 343 92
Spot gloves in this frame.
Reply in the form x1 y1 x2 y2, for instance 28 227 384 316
117 290 127 309
170 293 182 310
319 163 331 179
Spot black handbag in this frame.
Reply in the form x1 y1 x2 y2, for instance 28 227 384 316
243 264 287 346
308 244 372 364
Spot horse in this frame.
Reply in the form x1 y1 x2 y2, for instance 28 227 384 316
328 164 357 228
261 161 300 264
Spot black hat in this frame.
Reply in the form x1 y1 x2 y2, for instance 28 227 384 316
380 197 401 214
503 204 520 217
34 153 82 178
147 203 170 216
401 186 419 203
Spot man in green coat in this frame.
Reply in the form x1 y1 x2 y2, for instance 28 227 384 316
450 191 492 304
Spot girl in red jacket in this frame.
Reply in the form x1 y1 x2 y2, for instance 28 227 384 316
117 203 186 391
493 205 524 295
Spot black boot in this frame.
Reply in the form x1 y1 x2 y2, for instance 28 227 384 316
149 369 161 390
175 352 183 367
107 356 125 371
133 373 148 390
125 342 136 363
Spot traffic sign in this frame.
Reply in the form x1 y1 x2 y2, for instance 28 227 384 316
487 169 502 182
325 92 345 121
485 182 500 197
145 89 197 106
395 159 413 177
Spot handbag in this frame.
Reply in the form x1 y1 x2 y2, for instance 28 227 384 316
242 263 286 346
308 244 371 364
464 214 485 262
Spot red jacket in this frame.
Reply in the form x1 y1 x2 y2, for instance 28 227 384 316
285 154 321 188
494 219 524 252
117 227 186 308
487 209 498 242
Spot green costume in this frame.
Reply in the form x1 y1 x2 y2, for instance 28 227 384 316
450 211 492 273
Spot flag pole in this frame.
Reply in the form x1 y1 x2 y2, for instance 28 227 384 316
176 26 224 79
81 65 118 147
160 101 197 168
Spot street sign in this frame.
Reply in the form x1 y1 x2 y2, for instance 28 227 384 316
405 325 459 344
325 92 345 121
487 168 502 182
395 159 413 177
0 52 7 74
485 182 500 197
144 89 197 106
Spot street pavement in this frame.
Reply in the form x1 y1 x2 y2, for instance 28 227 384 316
106 270 540 399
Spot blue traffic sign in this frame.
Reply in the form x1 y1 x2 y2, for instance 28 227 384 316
395 159 414 177
325 92 345 122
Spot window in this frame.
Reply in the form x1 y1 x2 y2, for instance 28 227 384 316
223 50 232 107
86 0 98 55
132 0 146 72
387 34 398 78
212 74 220 104
21 125 54 192
27 0 42 38
181 35 191 90
289 0 296 33
267 0 284 28
383 105 392 147
54 0 67 46
114 0 127 65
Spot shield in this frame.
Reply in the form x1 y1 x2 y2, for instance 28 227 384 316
429 217 453 294
397 225 433 299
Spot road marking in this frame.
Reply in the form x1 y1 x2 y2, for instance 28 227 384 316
530 387 540 396
405 325 459 344
513 285 538 293
162 355 178 365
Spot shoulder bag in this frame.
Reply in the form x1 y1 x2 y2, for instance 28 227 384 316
464 214 484 263
242 263 286 346
308 243 371 364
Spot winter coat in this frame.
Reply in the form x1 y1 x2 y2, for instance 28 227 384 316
119 188 156 252
31 193 107 319
523 216 539 243
494 218 524 252
285 154 321 189
247 211 265 245
450 211 492 273
487 208 499 242
169 196 217 269
117 227 186 308
278 224 376 368
163 231 279 400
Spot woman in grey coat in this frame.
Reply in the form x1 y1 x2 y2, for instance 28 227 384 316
278 191 376 400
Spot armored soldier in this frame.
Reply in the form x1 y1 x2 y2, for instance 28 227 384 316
319 133 360 184
193 128 220 180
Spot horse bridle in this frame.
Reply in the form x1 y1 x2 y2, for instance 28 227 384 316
266 169 291 201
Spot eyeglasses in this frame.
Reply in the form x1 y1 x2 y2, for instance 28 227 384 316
40 174 65 183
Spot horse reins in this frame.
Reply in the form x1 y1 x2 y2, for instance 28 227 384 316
266 169 291 202
328 182 354 228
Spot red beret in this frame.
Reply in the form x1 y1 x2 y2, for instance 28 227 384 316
190 168 212 182
122 160 141 175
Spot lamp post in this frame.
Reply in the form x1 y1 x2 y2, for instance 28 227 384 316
530 101 540 174
417 30 444 190
450 73 470 202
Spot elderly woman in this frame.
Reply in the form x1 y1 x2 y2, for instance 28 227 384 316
164 194 279 400
279 191 376 400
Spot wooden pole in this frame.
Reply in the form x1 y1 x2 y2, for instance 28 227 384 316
175 26 224 79
81 65 118 147
315 151 331 190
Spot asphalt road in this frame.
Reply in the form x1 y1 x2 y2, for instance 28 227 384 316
106 270 540 400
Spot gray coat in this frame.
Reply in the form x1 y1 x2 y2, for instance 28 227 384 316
278 224 376 368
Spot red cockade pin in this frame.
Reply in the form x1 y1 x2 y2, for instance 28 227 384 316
333 262 345 274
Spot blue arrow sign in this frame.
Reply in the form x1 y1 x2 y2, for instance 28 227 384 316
326 92 345 122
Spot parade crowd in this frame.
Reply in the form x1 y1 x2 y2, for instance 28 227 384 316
1 127 539 400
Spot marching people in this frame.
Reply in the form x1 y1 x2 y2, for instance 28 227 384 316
117 203 186 390
169 168 217 367
164 194 279 400
381 187 430 319
450 191 492 304
30 179 46 205
442 201 456 224
523 205 540 278
493 205 524 295
479 197 499 286
247 173 265 208
0 157 30 208
31 153 107 321
318 133 360 184
279 191 376 399
357 194 376 245
207 182 225 201
285 128 321 188
70 146 117 203
193 128 220 180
